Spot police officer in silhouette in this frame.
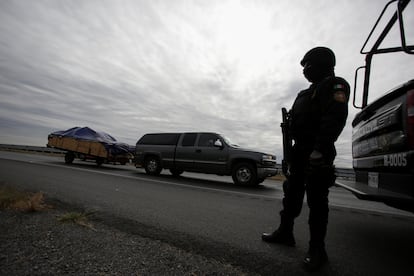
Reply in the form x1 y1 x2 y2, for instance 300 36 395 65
262 47 350 271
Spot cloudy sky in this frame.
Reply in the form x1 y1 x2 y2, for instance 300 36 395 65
0 0 413 167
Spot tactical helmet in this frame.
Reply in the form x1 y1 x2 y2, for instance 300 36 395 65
300 47 336 68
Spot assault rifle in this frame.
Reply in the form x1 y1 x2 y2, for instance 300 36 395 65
281 107 292 177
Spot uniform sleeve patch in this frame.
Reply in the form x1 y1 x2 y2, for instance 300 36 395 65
334 91 347 103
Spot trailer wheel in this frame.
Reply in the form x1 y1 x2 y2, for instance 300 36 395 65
144 156 162 176
96 157 105 166
65 152 75 164
232 162 257 186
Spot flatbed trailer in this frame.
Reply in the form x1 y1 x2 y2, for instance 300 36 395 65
47 129 133 166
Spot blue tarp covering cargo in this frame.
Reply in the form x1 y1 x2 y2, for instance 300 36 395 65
50 127 118 143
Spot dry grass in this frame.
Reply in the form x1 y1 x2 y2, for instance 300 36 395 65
57 211 96 231
0 183 95 230
0 185 51 212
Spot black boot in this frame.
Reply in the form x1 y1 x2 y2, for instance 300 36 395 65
261 228 296 246
303 246 328 272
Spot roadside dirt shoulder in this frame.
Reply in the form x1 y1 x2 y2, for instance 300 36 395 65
0 201 251 275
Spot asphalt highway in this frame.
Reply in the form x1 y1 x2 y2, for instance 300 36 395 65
1 151 413 275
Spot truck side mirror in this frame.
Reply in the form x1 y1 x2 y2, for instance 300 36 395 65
214 139 223 149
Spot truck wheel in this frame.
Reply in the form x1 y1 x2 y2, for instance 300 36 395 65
169 168 184 177
144 156 162 176
65 152 75 164
232 162 257 186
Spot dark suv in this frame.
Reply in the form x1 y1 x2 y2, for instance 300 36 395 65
134 132 278 186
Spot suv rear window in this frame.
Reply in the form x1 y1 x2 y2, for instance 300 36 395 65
137 133 180 145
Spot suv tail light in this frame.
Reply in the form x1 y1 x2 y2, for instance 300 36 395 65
407 89 414 148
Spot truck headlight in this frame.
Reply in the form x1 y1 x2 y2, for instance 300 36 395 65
262 155 273 161
262 155 276 165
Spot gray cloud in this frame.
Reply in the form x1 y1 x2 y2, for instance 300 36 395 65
0 0 413 168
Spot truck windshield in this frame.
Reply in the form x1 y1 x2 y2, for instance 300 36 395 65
222 135 240 147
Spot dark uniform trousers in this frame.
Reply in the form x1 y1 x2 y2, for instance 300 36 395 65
280 143 336 248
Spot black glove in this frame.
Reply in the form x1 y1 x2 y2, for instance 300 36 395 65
307 150 336 187
309 150 324 167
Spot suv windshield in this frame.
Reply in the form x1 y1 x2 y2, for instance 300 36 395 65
222 135 240 147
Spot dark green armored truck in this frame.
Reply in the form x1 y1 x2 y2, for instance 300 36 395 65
336 0 414 212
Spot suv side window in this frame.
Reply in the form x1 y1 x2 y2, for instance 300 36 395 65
138 133 179 145
198 133 219 147
182 133 197 147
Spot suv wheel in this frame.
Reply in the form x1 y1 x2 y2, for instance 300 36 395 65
144 156 162 175
232 162 257 186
